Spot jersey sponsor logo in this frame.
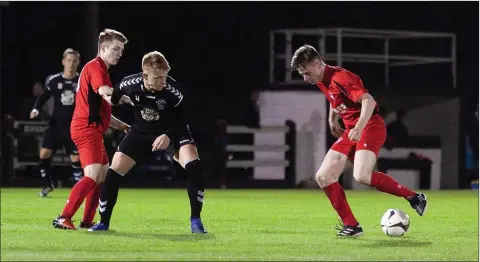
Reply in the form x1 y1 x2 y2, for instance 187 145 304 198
146 95 156 99
156 99 166 110
60 90 75 106
332 103 347 114
119 76 142 89
140 108 159 121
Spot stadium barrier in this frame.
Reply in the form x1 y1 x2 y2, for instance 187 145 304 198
225 120 296 188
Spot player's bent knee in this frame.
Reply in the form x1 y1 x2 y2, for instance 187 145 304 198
110 152 136 175
83 163 104 184
39 148 53 159
315 171 334 188
177 144 199 168
315 150 349 188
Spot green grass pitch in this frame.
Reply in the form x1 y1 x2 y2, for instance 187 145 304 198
1 188 478 261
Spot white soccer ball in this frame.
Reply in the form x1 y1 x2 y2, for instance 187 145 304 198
380 209 410 237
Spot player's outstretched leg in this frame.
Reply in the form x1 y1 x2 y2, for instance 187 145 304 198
353 150 427 216
317 150 363 237
38 157 54 197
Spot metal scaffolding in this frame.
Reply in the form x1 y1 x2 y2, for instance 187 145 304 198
269 27 456 88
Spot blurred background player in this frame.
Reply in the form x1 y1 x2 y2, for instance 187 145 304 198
290 45 427 237
52 29 129 230
31 49 82 197
89 51 207 234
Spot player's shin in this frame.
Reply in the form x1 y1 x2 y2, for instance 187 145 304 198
39 158 53 188
370 172 416 199
323 182 359 227
71 161 83 182
185 159 205 219
82 182 104 226
98 168 123 226
61 176 97 219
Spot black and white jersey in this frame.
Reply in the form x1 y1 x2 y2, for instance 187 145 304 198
112 73 188 138
33 72 79 126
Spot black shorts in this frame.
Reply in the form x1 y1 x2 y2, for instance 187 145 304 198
118 126 195 164
42 125 78 155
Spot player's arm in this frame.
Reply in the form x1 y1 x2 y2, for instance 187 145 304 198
332 72 376 130
328 105 344 138
328 105 339 125
30 78 53 119
90 65 114 101
110 84 134 106
355 93 376 130
110 115 130 133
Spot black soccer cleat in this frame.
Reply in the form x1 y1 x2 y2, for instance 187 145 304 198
335 220 363 237
408 193 427 216
78 221 97 229
38 186 53 197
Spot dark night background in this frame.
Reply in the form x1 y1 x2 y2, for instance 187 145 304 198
0 1 478 188
1 2 478 120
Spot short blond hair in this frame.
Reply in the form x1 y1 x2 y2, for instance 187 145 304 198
98 29 128 49
63 48 80 59
142 51 170 71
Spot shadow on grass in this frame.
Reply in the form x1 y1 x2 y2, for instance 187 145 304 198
82 230 215 242
359 239 432 247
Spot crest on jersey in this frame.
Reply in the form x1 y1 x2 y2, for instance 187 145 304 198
58 83 63 90
141 108 159 121
60 90 75 106
156 99 166 110
72 83 77 90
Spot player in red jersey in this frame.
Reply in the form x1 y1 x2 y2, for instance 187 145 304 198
290 45 427 237
53 29 130 230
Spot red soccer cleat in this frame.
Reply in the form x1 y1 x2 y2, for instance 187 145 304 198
52 215 77 230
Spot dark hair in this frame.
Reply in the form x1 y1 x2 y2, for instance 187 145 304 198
290 45 321 71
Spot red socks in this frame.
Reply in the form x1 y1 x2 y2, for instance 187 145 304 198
323 182 358 227
82 182 104 225
370 172 416 199
61 176 97 219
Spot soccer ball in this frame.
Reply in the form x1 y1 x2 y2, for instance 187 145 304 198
380 209 410 237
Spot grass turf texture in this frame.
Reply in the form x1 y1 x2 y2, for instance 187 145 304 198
1 188 478 261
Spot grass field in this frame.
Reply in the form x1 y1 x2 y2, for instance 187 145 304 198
1 188 478 261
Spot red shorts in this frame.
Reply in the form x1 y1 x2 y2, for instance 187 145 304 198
71 126 109 169
331 114 386 161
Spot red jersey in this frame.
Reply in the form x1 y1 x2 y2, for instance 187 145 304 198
72 57 112 133
317 65 379 129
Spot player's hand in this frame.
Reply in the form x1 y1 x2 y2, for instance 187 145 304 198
152 134 170 151
123 125 130 134
348 126 364 141
329 121 344 138
29 109 39 119
119 95 134 106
